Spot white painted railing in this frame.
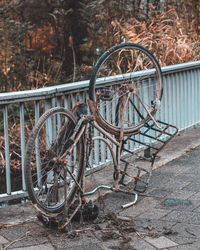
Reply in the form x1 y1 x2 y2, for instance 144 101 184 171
0 61 200 203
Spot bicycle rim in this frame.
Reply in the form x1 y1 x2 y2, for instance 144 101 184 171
89 43 162 136
25 107 84 213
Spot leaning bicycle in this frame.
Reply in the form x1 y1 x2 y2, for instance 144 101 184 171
24 43 164 228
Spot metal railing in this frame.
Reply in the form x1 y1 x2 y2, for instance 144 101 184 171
0 60 200 202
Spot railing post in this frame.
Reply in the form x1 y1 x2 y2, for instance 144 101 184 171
34 101 42 186
20 102 26 191
3 105 11 195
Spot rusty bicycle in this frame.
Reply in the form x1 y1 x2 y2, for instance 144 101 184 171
25 42 166 228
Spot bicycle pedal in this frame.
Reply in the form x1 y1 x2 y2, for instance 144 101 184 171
37 213 61 229
72 202 99 222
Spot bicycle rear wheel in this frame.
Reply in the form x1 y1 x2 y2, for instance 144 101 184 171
89 43 162 136
25 107 84 214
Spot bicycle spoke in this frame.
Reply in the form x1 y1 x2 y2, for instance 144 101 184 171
89 43 162 135
25 108 84 213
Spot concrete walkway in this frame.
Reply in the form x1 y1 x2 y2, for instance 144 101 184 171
1 126 200 249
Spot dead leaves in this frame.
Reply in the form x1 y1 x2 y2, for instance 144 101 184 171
80 4 200 67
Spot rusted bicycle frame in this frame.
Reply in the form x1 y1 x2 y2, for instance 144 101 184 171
33 88 178 231
59 96 139 229
56 90 178 230
25 43 179 231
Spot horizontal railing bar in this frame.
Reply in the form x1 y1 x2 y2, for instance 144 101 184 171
162 60 200 74
0 191 28 203
0 61 199 105
0 83 89 105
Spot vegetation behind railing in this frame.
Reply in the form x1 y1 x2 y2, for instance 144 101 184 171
1 1 199 92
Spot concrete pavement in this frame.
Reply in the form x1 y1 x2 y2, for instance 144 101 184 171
1 126 200 249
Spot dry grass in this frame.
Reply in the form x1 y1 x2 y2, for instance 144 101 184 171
113 9 200 66
81 7 200 68
0 123 31 174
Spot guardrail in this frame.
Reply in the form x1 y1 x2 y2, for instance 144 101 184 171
0 60 200 203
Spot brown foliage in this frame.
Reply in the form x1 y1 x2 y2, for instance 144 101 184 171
80 4 200 67
1 1 199 92
0 123 31 174
0 0 82 91
24 23 56 53
114 9 200 66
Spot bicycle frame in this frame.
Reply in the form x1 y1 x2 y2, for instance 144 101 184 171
24 42 180 231
67 98 139 201
59 106 139 228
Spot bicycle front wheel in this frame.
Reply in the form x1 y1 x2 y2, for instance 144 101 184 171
25 107 85 214
89 43 162 136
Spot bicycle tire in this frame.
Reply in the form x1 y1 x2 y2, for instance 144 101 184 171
89 42 163 136
25 107 85 214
